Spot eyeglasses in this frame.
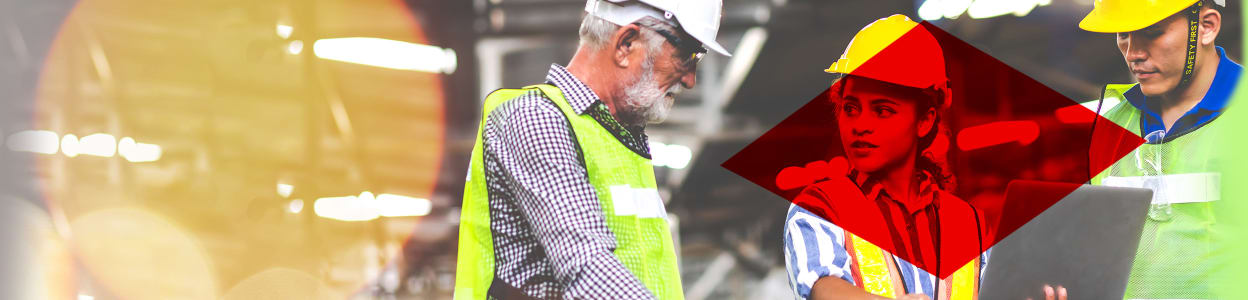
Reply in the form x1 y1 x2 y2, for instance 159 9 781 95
638 23 707 71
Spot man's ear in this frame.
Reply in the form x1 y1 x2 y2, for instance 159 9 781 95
917 107 937 139
612 24 642 68
1199 7 1221 46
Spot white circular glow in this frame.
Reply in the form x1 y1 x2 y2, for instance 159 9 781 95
275 24 293 39
60 134 80 158
665 144 693 169
288 199 304 214
287 40 304 55
118 137 136 158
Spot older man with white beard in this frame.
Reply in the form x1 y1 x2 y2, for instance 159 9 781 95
454 0 732 299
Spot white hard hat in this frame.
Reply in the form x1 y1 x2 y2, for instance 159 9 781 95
585 0 732 57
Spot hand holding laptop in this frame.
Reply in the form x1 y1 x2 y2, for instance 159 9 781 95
1027 284 1068 300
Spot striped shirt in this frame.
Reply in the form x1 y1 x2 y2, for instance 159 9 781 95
782 172 991 299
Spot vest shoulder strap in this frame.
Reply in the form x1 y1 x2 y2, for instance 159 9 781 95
846 233 904 298
481 84 572 118
845 232 982 300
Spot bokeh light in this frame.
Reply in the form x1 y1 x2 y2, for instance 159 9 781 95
33 0 447 298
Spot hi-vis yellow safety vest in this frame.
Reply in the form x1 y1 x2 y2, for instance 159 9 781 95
454 84 683 299
1091 84 1230 300
845 234 981 300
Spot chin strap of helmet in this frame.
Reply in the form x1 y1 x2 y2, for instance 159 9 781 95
1180 0 1204 87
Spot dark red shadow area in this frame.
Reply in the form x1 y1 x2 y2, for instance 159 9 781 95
722 22 1144 278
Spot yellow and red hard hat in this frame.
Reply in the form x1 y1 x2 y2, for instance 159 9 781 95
1079 0 1223 33
826 14 950 109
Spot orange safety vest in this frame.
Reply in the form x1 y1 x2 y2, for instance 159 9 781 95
845 233 980 300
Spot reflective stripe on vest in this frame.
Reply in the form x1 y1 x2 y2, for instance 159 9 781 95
1103 173 1220 204
845 233 979 300
455 84 683 299
609 185 668 218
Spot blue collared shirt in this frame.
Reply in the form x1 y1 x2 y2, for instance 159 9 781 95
1121 46 1242 142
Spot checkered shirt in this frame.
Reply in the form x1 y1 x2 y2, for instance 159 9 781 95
480 64 654 299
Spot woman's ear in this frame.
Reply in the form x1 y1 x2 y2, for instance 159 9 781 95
612 24 642 68
917 107 937 139
1199 7 1221 46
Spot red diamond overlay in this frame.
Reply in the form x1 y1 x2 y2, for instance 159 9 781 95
722 22 1144 278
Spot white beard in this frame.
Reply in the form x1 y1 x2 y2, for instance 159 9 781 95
621 58 682 125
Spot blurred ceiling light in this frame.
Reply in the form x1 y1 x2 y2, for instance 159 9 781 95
311 191 432 220
6 130 59 154
312 37 457 74
10 132 162 161
276 24 293 39
919 0 971 20
60 134 80 158
288 199 304 214
78 294 94 300
664 144 693 169
375 193 432 217
919 0 1048 20
277 183 294 198
313 195 379 222
118 137 135 155
649 142 693 169
447 207 461 224
121 141 162 163
956 120 1041 151
79 133 117 157
287 40 304 55
967 0 1051 19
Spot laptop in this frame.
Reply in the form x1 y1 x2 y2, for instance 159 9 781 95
979 181 1152 300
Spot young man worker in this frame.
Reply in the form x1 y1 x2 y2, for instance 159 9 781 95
1081 0 1241 299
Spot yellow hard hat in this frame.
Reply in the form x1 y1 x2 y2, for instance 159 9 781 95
826 14 919 75
826 14 950 108
1079 0 1207 33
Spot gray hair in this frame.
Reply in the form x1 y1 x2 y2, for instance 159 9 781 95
578 15 668 56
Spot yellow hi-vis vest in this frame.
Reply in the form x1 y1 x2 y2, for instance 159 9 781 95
454 84 684 299
845 234 981 300
1091 84 1230 300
